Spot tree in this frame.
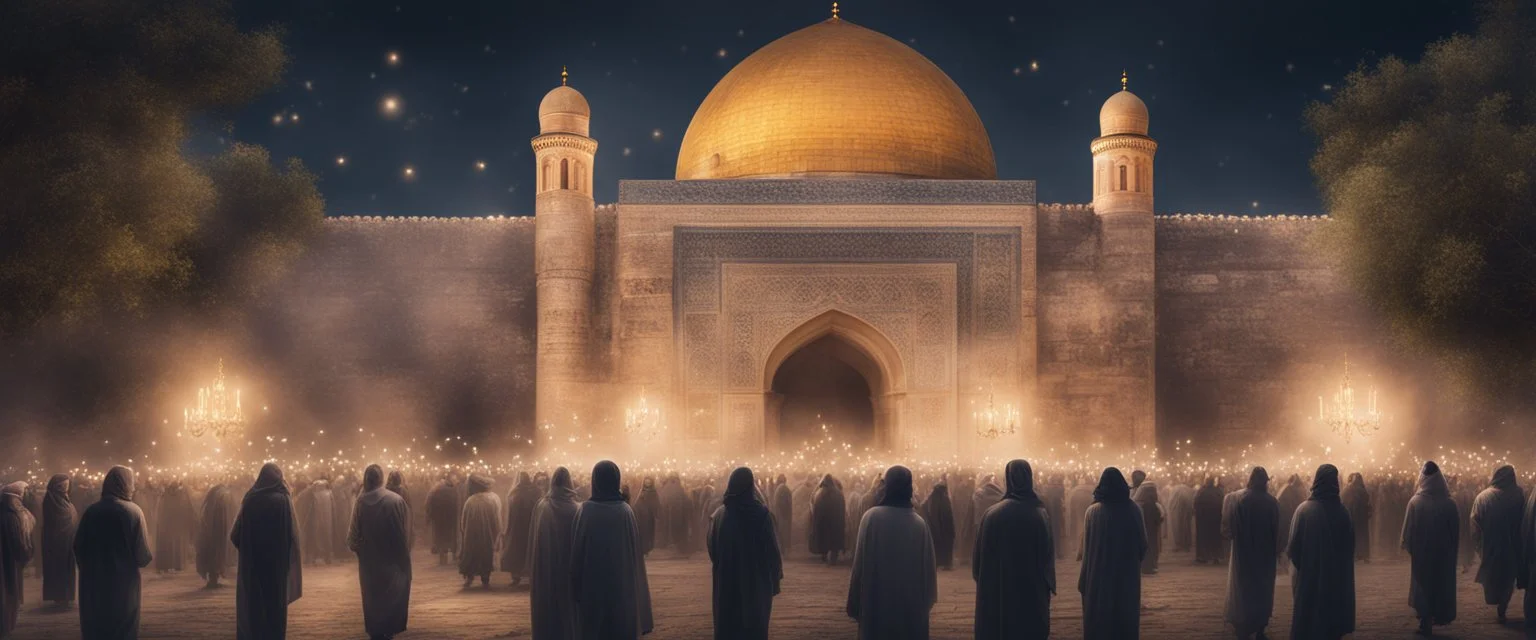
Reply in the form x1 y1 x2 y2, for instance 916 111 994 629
0 0 322 337
1307 0 1536 410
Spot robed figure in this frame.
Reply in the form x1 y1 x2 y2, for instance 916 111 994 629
1472 465 1525 623
195 484 235 588
706 467 783 640
41 474 78 605
570 461 654 639
231 463 303 640
1133 482 1164 574
0 483 34 638
1286 464 1354 640
770 476 793 554
457 475 502 588
634 478 661 556
1168 480 1195 552
846 466 937 640
296 479 335 565
922 483 955 570
1523 476 1536 633
153 480 194 573
809 474 847 565
74 466 153 640
424 476 460 564
1078 467 1147 640
529 467 581 640
1222 467 1280 640
501 472 540 586
1276 475 1306 559
1341 473 1373 562
1194 477 1225 564
661 475 693 555
1042 475 1066 559
972 460 1055 640
1401 461 1459 633
348 464 412 640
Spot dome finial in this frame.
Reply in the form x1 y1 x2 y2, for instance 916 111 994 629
831 2 840 20
561 65 569 86
1121 69 1128 91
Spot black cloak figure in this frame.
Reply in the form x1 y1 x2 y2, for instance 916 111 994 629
809 474 847 564
1472 465 1525 622
74 466 153 640
41 474 78 605
1077 467 1146 640
297 478 334 565
1341 473 1373 562
425 476 461 564
1276 475 1306 558
1042 474 1067 559
1133 481 1165 574
1286 464 1354 640
570 461 654 639
846 466 937 640
0 482 34 638
501 472 541 586
922 482 955 569
662 475 694 555
232 463 302 640
348 464 413 640
154 480 194 573
972 460 1054 640
1222 467 1280 639
1194 476 1226 564
457 474 502 588
634 477 661 556
1401 460 1459 633
195 484 235 587
529 467 581 640
771 475 793 554
706 467 783 640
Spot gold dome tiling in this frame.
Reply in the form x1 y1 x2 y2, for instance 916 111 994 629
676 18 996 181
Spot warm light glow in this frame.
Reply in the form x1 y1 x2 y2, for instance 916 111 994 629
381 96 401 117
183 359 245 440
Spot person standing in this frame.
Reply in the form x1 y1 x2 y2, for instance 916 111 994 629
1286 464 1354 640
384 471 413 548
972 460 1054 640
1078 467 1147 640
1 482 34 638
1134 481 1165 575
634 477 661 557
154 479 193 574
922 482 956 570
1341 473 1373 563
706 467 782 640
1169 477 1196 553
1223 467 1280 640
1402 460 1460 635
1042 474 1066 559
1195 477 1226 564
74 466 153 640
771 475 793 554
425 474 460 565
528 467 581 640
570 461 654 639
1523 471 1536 635
809 474 847 565
846 466 937 640
232 463 303 640
457 474 501 590
297 477 335 565
195 483 234 588
348 464 412 640
501 472 540 588
1471 465 1524 623
41 474 78 606
1276 474 1306 563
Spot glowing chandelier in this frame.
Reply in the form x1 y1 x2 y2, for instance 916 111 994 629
184 359 245 440
1317 355 1386 443
624 388 667 441
973 391 1020 439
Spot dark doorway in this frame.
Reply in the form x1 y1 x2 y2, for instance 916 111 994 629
770 335 877 449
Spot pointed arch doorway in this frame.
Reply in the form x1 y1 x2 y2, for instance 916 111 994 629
761 310 905 452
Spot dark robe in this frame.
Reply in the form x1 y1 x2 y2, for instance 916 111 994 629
1523 475 1536 631
1194 479 1225 563
296 480 334 563
1401 463 1459 626
770 481 793 554
1078 468 1146 640
707 468 782 640
922 484 955 569
458 475 502 580
1340 474 1373 561
501 472 541 578
1472 466 1525 607
1133 482 1164 573
529 468 581 640
809 475 847 555
1 485 34 638
1066 482 1094 557
1042 477 1066 559
571 461 653 639
384 473 413 548
330 478 354 564
634 479 661 555
1168 482 1195 552
425 479 460 556
195 484 234 581
846 466 936 640
153 483 193 572
75 467 153 640
232 464 303 640
1223 468 1280 636
1286 465 1354 640
1276 476 1306 557
972 460 1054 640
661 477 693 554
971 481 1003 533
348 465 412 638
41 474 78 603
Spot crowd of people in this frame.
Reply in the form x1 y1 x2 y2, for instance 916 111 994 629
0 455 1534 639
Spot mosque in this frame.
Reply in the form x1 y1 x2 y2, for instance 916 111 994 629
292 12 1371 457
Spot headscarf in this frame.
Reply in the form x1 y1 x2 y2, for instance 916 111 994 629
1002 459 1041 506
1246 467 1270 493
0 482 25 516
101 466 135 502
1309 464 1340 500
723 467 759 508
514 471 534 490
548 467 577 501
362 464 384 492
876 465 914 508
45 473 72 512
0 482 25 498
466 474 493 496
1091 467 1130 504
589 460 626 503
248 463 289 496
1415 460 1449 498
818 474 838 490
1490 465 1517 490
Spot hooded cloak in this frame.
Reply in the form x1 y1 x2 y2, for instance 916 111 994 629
972 460 1054 640
41 474 78 603
425 477 460 556
1066 481 1094 557
0 482 33 637
846 466 937 640
154 481 194 572
75 467 152 640
1223 467 1280 635
1168 480 1195 552
1133 481 1164 573
922 483 955 569
1042 475 1067 559
1401 461 1458 625
570 461 654 639
971 478 1003 532
1194 477 1226 563
661 475 693 554
457 474 502 579
232 463 303 640
809 474 847 555
195 484 235 580
529 467 581 640
1286 464 1354 640
1078 467 1146 640
501 472 541 578
348 464 412 638
707 468 782 640
296 479 334 563
1341 473 1373 561
770 477 793 554
1472 465 1525 607
1276 475 1306 557
634 478 661 555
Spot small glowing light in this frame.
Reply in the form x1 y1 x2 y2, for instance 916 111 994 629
650 128 663 141
716 48 728 58
336 156 347 166
474 160 487 171
386 51 401 66
403 165 416 179
271 114 283 125
1029 60 1040 72
289 113 300 123
381 96 401 116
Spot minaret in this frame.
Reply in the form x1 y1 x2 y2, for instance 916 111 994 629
1091 71 1158 449
533 68 598 431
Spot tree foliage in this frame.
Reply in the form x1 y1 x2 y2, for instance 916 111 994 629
1307 0 1536 407
0 0 322 336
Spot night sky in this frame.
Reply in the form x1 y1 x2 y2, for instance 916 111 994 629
227 0 1472 217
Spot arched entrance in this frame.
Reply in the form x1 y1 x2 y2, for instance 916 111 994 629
762 310 904 451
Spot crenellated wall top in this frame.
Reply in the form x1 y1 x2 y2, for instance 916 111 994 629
324 214 534 225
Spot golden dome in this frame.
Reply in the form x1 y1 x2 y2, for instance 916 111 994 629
539 85 590 136
1099 90 1149 137
676 18 995 180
